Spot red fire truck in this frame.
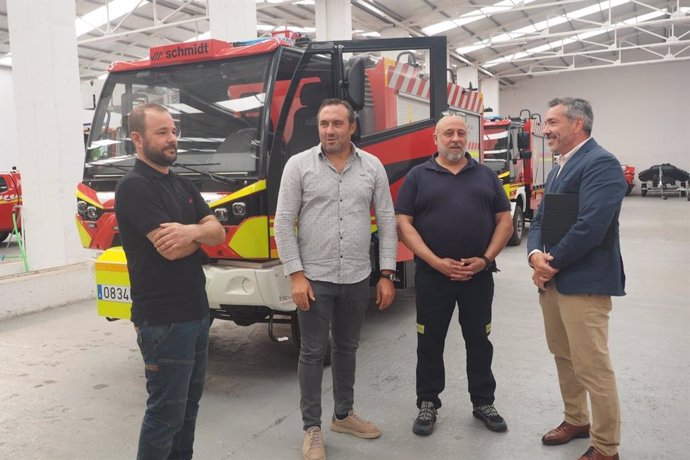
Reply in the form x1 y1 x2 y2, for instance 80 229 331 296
76 34 484 345
483 111 551 245
0 169 22 243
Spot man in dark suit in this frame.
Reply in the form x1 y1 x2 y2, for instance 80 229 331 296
527 98 626 460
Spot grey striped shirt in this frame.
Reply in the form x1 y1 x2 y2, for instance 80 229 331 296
274 144 397 284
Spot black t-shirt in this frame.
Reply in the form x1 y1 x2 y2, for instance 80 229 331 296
395 153 511 271
115 159 212 326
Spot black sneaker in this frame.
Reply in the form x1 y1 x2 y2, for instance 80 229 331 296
472 404 507 432
413 401 437 436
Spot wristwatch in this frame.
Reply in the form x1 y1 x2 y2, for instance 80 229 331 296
480 255 492 271
380 272 399 282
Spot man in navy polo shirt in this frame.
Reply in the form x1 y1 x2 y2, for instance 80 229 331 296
396 113 513 437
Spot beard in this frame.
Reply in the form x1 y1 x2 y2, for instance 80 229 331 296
142 139 177 167
440 148 465 163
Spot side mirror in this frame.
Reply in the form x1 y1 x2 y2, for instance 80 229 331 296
517 131 530 150
344 56 365 111
352 115 362 142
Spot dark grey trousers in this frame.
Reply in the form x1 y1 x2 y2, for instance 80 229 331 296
298 278 370 429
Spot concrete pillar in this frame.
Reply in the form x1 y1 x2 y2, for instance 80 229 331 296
457 65 479 91
208 0 256 42
0 68 19 170
7 0 88 270
315 0 352 40
481 77 500 115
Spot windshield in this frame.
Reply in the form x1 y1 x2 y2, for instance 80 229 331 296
483 125 510 172
84 53 273 185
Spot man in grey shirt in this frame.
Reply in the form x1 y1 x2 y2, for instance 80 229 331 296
274 98 397 460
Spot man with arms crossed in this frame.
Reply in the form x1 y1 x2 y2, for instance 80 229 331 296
274 99 397 460
115 103 225 459
396 113 513 437
528 97 626 460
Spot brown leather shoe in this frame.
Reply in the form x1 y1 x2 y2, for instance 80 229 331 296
578 446 619 459
542 421 590 445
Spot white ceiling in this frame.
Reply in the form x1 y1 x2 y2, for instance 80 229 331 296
0 0 688 86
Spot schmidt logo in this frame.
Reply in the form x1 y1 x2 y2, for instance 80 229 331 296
165 42 210 59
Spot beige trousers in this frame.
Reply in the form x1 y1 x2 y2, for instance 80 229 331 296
539 283 621 456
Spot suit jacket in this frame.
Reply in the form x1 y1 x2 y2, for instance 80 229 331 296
527 138 626 296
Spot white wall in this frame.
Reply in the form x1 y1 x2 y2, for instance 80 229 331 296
0 67 19 170
498 60 690 175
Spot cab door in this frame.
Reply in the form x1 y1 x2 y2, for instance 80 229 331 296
272 36 448 204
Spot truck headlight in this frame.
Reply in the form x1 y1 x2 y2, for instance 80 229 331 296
214 207 229 223
86 206 100 220
232 202 246 217
77 199 103 221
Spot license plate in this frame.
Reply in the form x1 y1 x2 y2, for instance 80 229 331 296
98 284 131 303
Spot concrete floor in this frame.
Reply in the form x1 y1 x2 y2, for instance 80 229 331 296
1 195 688 460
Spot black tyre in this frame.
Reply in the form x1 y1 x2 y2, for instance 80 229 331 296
0 231 9 243
641 189 647 197
507 206 524 246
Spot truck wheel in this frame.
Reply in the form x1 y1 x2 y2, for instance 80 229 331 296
0 232 8 243
641 189 647 197
507 206 524 246
291 313 331 366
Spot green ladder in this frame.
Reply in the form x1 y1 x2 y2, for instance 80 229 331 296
1 208 29 272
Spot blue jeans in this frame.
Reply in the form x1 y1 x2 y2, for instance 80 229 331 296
135 314 210 460
298 278 369 429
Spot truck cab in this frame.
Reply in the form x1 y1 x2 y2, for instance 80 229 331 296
76 34 473 347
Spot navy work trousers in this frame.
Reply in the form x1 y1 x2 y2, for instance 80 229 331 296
415 267 496 409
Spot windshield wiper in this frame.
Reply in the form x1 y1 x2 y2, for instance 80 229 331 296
85 154 136 174
172 162 243 186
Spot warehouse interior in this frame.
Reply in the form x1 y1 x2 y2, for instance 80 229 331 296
0 1 689 459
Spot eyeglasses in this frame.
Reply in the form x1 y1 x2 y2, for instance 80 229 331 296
439 110 467 123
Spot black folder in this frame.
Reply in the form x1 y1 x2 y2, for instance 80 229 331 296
542 193 579 245
542 193 615 247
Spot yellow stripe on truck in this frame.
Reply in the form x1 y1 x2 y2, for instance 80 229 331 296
75 216 93 248
76 190 103 209
230 216 269 259
209 179 267 207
